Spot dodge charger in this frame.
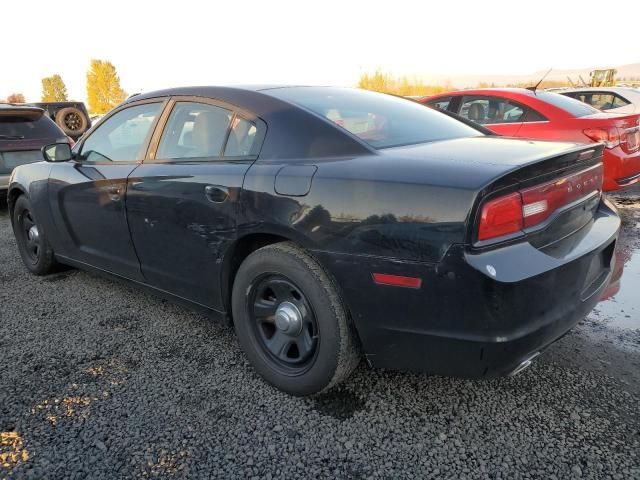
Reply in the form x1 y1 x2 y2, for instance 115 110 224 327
8 86 620 395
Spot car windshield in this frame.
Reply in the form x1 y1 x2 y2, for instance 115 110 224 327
268 87 483 148
0 113 62 139
533 91 601 117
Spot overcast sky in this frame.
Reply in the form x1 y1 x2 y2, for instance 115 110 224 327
2 0 639 102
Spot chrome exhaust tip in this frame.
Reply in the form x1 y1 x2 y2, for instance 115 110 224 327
509 352 541 377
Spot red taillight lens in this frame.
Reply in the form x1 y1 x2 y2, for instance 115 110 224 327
583 127 620 149
478 192 523 241
477 164 603 242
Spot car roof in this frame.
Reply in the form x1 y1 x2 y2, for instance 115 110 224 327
427 88 549 99
0 104 45 120
0 103 44 113
127 84 313 101
557 86 639 93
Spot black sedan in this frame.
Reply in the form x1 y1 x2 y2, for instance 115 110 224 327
7 86 619 395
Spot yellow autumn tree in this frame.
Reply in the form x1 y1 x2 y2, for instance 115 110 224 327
41 75 68 101
86 59 127 114
357 71 450 97
357 70 395 94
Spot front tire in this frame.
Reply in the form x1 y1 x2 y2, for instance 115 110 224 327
12 196 58 275
232 242 360 396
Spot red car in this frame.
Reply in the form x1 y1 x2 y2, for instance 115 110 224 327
421 88 640 191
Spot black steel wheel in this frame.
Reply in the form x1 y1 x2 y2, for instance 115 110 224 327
18 208 40 265
232 242 361 396
249 274 319 372
12 195 58 275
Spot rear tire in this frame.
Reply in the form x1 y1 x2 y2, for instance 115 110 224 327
55 107 88 137
232 242 360 396
12 196 58 275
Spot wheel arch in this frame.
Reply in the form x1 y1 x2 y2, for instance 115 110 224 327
7 185 27 221
221 230 358 339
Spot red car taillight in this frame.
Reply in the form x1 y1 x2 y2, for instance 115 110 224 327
583 127 620 149
477 164 603 242
478 192 523 241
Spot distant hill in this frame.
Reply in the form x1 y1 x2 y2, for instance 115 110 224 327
416 63 640 88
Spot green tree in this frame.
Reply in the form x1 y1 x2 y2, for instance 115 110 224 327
41 74 68 101
86 59 127 114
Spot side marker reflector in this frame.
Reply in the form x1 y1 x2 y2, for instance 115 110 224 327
372 273 422 289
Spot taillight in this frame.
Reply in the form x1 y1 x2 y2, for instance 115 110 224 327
583 127 620 149
478 192 523 241
477 164 603 242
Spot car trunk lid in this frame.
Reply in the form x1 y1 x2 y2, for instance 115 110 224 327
379 136 604 249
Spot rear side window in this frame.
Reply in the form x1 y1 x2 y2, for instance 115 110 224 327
268 87 482 149
534 92 600 117
157 102 235 160
459 96 526 124
0 114 62 139
224 117 257 157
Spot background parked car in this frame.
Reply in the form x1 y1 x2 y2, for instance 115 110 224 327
0 104 71 195
558 87 640 114
31 101 92 139
421 88 640 191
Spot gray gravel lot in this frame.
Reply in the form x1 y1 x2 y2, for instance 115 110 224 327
1 191 639 479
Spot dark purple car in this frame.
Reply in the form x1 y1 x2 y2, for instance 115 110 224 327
1 105 70 194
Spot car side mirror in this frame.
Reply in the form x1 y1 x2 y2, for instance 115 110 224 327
42 143 73 162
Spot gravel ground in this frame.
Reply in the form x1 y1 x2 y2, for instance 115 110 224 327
1 192 639 479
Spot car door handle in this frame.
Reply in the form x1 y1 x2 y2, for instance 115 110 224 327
204 185 229 203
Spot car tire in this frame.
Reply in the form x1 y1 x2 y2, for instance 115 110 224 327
12 195 58 275
232 242 360 396
55 107 88 137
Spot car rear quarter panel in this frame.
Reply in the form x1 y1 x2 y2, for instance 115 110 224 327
240 155 476 264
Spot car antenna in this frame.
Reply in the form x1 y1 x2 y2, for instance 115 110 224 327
527 68 552 94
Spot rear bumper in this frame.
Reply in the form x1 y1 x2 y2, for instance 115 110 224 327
603 148 640 191
314 199 620 377
0 174 9 192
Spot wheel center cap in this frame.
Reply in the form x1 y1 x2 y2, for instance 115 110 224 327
274 301 302 335
28 225 39 242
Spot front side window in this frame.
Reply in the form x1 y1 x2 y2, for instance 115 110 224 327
427 97 452 111
459 96 526 124
157 102 235 160
563 92 630 111
267 87 481 149
590 94 617 110
612 95 631 108
80 103 162 162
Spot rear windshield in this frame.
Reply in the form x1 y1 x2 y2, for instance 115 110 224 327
0 114 62 139
533 92 601 117
268 87 483 148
